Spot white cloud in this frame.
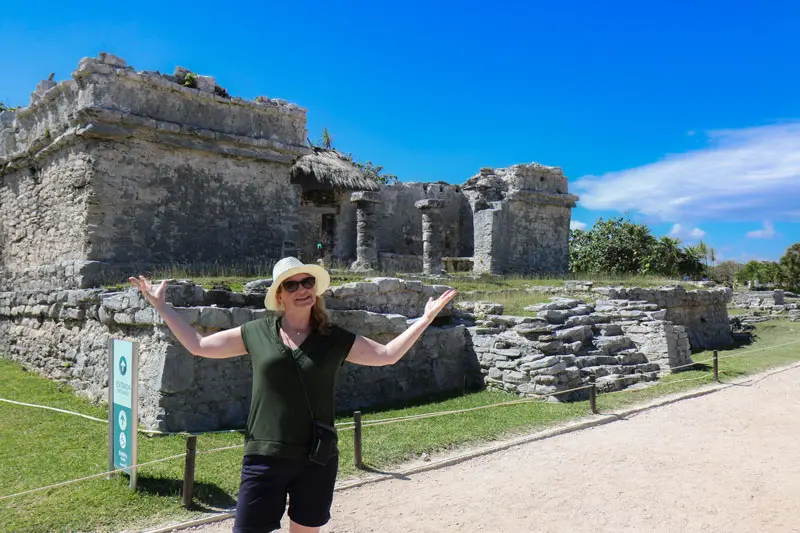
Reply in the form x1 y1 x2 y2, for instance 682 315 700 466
669 223 706 240
570 220 587 230
574 123 800 222
746 221 776 239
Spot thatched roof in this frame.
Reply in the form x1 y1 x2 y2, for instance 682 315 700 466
291 148 379 191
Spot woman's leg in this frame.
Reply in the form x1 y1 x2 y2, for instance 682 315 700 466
289 520 320 533
233 455 293 533
286 457 339 531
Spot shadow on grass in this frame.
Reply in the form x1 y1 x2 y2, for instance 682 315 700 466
357 464 411 481
336 386 485 418
136 475 236 511
726 363 800 388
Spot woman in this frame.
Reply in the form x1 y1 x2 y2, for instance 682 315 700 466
129 257 457 533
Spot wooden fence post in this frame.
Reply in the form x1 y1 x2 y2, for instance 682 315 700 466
353 411 364 470
182 436 197 508
713 350 719 382
354 411 363 470
589 375 598 414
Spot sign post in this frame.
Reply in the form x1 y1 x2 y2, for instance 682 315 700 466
108 339 138 490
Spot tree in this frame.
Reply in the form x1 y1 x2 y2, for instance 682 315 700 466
735 260 763 286
308 128 399 185
779 243 800 292
569 216 709 278
678 245 706 279
318 127 333 150
710 260 743 287
759 261 782 285
643 236 682 277
570 217 657 275
353 160 399 185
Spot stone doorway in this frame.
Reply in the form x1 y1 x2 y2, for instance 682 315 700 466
319 213 336 264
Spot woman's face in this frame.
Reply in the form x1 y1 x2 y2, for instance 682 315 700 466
276 273 317 311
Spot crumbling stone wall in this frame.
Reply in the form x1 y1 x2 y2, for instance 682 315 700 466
462 164 578 275
0 279 462 431
732 290 785 309
468 298 687 398
376 253 423 273
1 53 308 290
0 147 94 276
591 286 733 349
294 190 357 264
375 182 473 259
87 139 300 265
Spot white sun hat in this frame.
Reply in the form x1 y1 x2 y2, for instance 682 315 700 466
264 257 331 311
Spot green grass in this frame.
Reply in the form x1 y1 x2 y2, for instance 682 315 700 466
455 290 557 316
110 264 690 295
2 320 798 532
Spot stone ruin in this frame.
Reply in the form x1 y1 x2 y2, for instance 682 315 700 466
469 286 733 397
0 53 579 293
0 278 733 431
731 290 800 323
0 54 736 432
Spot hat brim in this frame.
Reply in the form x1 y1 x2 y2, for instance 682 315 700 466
265 264 331 311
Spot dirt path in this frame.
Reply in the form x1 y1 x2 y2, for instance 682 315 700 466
186 365 800 533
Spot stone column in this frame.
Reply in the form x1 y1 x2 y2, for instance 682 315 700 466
415 199 446 275
350 191 382 271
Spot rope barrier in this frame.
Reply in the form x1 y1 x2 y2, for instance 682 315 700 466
715 339 800 360
0 442 248 502
2 336 797 505
347 383 596 430
5 340 798 434
0 398 106 424
0 398 354 435
0 453 187 501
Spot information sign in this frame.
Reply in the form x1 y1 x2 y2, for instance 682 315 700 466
108 339 138 489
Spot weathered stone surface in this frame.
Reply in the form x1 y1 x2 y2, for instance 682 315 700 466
555 325 593 343
473 302 505 315
463 164 578 275
2 55 310 292
244 279 272 293
325 278 452 318
537 309 570 324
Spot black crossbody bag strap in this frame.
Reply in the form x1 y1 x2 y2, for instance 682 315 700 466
282 338 337 465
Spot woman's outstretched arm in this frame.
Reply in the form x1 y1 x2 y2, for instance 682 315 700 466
345 289 457 367
129 276 247 359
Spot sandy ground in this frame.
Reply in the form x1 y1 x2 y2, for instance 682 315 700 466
186 365 800 533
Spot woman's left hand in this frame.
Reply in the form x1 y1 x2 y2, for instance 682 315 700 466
423 289 458 322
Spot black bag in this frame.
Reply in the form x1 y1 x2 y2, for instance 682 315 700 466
309 420 338 466
284 347 338 466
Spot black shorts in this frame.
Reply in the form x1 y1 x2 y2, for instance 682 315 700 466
233 454 339 532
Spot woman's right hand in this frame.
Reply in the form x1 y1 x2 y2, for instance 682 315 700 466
128 276 167 311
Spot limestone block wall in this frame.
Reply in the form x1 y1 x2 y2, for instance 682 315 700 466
0 279 463 432
732 290 785 309
592 286 733 349
375 182 473 258
324 277 451 317
85 139 300 265
470 297 688 398
1 53 309 290
295 190 356 264
0 146 94 276
377 253 423 273
463 164 578 275
0 260 117 291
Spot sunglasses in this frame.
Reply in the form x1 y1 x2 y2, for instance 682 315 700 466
281 276 316 293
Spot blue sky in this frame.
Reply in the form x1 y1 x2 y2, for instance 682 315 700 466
2 0 799 261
